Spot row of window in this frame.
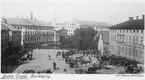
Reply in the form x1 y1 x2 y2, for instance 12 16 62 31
24 36 60 42
66 26 77 29
68 33 74 36
110 44 143 59
14 26 53 30
68 30 74 32
56 26 77 29
110 34 143 45
110 30 143 33
25 31 53 35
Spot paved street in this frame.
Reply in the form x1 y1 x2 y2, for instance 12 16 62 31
13 49 75 74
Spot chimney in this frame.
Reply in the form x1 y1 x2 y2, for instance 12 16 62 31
142 15 145 20
129 17 134 21
136 16 139 20
31 12 33 20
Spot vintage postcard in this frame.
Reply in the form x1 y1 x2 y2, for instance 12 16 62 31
0 0 144 80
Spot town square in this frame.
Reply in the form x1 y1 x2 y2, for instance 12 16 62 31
1 0 144 74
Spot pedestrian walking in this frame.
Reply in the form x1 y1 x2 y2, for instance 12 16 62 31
53 61 56 70
48 55 51 60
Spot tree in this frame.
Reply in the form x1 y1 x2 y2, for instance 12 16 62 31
74 27 98 50
59 27 98 50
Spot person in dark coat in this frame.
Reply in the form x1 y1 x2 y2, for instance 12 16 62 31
53 61 56 70
62 52 65 58
63 68 67 73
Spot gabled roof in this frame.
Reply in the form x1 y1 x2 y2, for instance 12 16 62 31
96 24 112 28
1 22 20 31
58 28 68 32
3 17 52 27
109 19 144 30
3 17 35 25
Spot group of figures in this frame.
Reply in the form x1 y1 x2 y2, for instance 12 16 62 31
21 49 144 74
23 69 53 74
57 49 144 74
101 55 144 74
56 49 102 74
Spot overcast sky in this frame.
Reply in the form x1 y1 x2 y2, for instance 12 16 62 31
1 0 145 24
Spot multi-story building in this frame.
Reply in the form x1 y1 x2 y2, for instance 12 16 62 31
109 15 144 63
1 20 21 60
55 21 80 36
55 20 109 36
55 23 67 31
94 24 110 31
1 22 9 60
98 31 109 55
58 28 68 37
75 20 107 29
3 15 59 48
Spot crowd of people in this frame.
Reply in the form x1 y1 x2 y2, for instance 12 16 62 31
56 49 102 73
101 55 144 74
56 49 144 74
23 69 53 73
21 49 144 74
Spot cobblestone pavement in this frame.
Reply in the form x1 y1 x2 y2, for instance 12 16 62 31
13 49 75 74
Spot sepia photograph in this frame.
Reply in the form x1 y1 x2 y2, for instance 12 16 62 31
0 0 144 75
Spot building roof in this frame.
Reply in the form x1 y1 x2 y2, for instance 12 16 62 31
31 19 51 26
101 31 109 43
75 20 107 28
3 17 52 27
1 23 9 30
1 22 20 31
96 24 112 28
58 28 68 32
109 19 144 30
56 23 67 25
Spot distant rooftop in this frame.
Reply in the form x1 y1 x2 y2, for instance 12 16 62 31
2 17 52 27
1 22 20 31
110 15 144 30
75 20 109 28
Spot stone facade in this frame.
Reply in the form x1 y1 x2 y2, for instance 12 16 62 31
3 17 60 48
55 21 80 36
109 15 144 63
